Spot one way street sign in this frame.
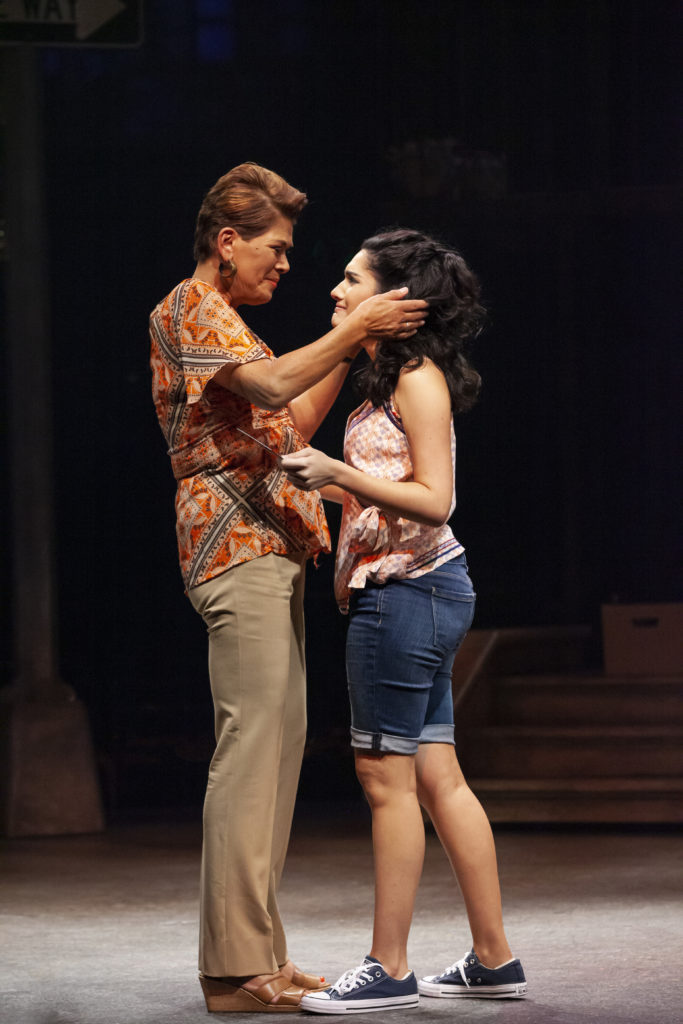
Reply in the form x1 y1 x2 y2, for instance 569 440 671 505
0 1 142 47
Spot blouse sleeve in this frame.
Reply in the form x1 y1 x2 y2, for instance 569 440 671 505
179 280 269 404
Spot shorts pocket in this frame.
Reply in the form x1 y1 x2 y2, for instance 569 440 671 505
430 588 476 652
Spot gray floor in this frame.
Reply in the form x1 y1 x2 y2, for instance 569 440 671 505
1 804 682 1024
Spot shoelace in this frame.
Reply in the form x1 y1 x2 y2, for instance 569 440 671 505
331 961 378 995
443 953 472 988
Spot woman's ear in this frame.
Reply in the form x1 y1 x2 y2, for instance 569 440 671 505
216 226 239 261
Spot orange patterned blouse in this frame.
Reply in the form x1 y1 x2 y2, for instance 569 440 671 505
150 278 330 590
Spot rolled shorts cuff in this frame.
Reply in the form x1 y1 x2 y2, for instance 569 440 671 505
419 723 456 746
350 727 420 755
350 723 455 755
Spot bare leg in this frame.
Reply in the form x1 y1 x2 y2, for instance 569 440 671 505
415 743 512 968
355 750 425 979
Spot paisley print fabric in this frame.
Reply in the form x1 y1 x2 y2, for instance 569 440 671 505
334 397 463 611
150 278 330 590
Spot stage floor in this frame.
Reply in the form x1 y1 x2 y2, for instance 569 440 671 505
1 803 681 1024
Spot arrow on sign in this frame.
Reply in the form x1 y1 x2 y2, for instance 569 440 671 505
1 1 126 41
77 0 125 39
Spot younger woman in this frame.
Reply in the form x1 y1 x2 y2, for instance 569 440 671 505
281 229 527 1013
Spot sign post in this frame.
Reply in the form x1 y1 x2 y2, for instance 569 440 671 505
0 7 142 833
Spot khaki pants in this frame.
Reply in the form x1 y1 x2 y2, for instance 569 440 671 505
189 552 307 977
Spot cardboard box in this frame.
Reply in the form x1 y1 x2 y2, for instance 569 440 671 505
601 603 683 676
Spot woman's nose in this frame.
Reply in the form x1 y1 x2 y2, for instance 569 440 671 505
276 253 290 274
330 280 344 300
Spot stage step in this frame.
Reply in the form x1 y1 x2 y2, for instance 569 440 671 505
465 725 683 778
453 629 683 822
469 777 683 824
492 674 683 726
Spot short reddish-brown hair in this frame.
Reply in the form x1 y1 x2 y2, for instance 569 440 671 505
193 162 307 261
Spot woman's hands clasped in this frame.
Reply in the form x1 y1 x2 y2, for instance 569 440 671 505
352 288 427 339
280 448 340 491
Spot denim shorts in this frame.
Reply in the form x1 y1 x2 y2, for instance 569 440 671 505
346 553 476 755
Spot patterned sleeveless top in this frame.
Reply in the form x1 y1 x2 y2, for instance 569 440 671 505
334 396 464 611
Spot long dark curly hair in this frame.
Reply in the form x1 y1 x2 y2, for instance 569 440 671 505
356 228 485 414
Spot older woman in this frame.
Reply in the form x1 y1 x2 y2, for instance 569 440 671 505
150 166 426 1013
282 229 526 1013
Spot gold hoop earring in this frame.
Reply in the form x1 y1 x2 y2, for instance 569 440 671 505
219 259 237 280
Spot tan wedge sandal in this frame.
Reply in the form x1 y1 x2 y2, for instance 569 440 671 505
199 972 305 1013
289 968 327 991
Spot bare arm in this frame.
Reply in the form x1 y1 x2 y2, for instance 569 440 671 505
319 484 346 504
288 359 355 441
280 360 454 527
213 290 426 411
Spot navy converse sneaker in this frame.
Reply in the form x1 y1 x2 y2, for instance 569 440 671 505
419 949 527 999
300 957 419 1014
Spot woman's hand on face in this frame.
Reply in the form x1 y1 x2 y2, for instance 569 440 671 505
280 448 340 491
351 288 428 339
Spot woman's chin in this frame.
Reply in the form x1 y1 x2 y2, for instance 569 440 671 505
243 291 274 307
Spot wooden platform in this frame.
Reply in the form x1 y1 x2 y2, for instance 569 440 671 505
452 627 683 823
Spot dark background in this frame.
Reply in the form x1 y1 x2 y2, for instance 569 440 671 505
2 0 681 812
